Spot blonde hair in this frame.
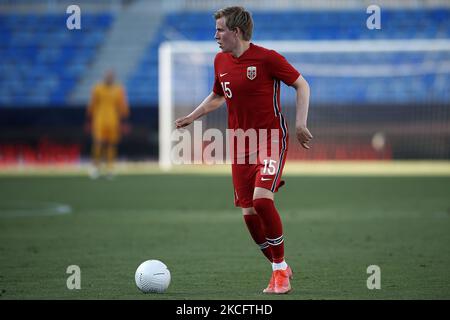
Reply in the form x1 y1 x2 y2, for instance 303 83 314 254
214 6 253 41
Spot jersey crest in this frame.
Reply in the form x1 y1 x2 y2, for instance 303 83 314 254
247 66 257 80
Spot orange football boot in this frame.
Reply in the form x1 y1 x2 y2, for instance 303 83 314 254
263 265 293 294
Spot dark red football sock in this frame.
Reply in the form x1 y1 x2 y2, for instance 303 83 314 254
243 214 273 262
253 198 285 263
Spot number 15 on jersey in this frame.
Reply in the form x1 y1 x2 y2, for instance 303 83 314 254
221 82 232 98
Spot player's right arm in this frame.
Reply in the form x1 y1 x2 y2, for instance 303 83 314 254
85 85 98 133
176 54 226 129
175 92 225 129
87 85 98 117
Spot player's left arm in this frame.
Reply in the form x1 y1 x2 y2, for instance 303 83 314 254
118 86 130 118
267 50 313 149
118 86 131 135
291 75 313 149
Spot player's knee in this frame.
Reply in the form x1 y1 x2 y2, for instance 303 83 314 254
242 207 257 215
253 198 272 213
253 187 274 201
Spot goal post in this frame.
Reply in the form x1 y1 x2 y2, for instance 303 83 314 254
159 39 450 170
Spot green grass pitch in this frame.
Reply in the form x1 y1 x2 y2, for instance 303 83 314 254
0 174 449 299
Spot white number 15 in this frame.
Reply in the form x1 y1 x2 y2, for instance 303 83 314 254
221 82 232 98
263 159 277 175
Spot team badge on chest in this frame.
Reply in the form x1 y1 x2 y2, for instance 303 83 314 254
246 66 257 80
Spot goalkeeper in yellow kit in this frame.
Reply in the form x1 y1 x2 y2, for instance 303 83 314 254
86 70 129 179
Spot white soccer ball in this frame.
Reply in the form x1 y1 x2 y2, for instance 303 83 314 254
135 260 171 293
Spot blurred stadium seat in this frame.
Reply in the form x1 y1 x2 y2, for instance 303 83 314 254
128 8 450 106
0 0 448 162
0 13 113 106
1 7 449 107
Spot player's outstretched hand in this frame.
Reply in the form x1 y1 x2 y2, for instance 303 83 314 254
296 125 313 149
175 116 193 129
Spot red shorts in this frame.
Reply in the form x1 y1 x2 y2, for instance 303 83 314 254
232 146 288 208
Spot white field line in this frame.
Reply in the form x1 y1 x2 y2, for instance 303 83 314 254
0 161 450 177
0 202 72 218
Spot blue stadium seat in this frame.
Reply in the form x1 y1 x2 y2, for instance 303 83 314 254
0 13 114 106
126 8 450 106
4 9 446 107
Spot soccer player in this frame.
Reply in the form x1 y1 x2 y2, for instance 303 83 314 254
86 70 129 179
175 7 312 294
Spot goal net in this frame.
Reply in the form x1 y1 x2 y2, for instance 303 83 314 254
159 40 450 170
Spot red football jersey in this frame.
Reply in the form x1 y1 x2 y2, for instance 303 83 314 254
213 43 300 133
